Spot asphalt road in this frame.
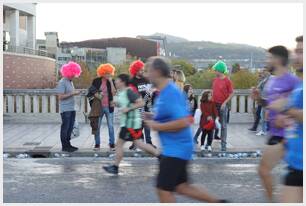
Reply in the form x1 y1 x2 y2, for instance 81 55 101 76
3 157 286 203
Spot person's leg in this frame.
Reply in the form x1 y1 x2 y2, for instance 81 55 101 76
200 129 207 146
134 139 159 156
220 106 228 151
214 105 221 139
60 112 71 148
67 111 76 144
144 125 153 144
157 189 176 203
254 105 262 130
258 143 284 202
194 127 202 143
176 183 220 203
104 108 115 146
94 110 104 146
114 138 125 166
280 186 303 203
206 130 213 146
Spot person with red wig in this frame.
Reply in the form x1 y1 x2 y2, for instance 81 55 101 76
128 60 156 150
57 61 82 153
89 63 117 151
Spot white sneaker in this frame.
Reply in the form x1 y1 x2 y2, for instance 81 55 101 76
136 148 142 152
256 131 265 136
207 146 212 152
200 145 205 151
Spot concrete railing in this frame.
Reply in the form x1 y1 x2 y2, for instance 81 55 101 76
3 89 255 114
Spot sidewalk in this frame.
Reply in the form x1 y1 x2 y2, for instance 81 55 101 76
4 116 267 157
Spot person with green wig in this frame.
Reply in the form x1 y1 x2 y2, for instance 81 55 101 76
211 60 234 151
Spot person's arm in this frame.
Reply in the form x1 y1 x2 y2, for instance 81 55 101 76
222 93 234 108
122 98 145 113
283 109 303 123
57 81 80 100
145 117 191 132
222 79 234 108
268 97 303 123
109 78 116 96
58 92 79 100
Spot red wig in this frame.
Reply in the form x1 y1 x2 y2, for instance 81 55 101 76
97 63 115 77
129 60 144 77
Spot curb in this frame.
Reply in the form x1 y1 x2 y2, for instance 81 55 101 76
3 149 262 159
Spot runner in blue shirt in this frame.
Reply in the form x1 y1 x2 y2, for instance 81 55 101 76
144 56 228 203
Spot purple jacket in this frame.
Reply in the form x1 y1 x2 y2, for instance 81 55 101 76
264 72 301 137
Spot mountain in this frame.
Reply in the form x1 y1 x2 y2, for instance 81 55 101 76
151 33 189 43
168 41 266 60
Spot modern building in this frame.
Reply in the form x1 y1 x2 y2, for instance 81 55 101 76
56 46 108 70
3 3 57 89
106 47 126 65
3 3 36 50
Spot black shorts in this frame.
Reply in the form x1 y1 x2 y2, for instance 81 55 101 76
284 167 303 187
156 156 189 192
119 127 143 141
267 136 284 145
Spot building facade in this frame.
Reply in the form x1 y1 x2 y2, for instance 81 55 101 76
3 3 36 50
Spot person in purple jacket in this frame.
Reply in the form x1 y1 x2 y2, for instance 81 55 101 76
257 45 300 202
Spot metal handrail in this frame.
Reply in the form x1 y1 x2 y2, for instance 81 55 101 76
4 45 56 59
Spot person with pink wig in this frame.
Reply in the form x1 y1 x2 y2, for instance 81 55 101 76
57 61 82 153
89 63 117 151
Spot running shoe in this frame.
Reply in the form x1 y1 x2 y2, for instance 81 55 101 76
248 128 257 132
103 165 118 175
256 131 266 136
129 143 136 150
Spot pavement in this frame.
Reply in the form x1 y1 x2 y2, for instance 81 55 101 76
3 157 286 203
4 113 267 157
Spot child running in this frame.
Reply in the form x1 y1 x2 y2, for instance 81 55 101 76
103 74 160 174
199 91 218 152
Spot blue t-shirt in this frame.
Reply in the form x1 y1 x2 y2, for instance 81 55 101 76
153 82 193 160
284 81 303 171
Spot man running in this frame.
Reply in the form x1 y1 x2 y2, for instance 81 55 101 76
267 36 303 203
129 60 156 150
144 56 227 203
103 74 160 175
257 45 300 202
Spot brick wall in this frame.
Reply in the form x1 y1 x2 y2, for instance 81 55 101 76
4 52 57 89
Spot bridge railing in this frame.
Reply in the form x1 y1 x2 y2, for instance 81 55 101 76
3 89 255 115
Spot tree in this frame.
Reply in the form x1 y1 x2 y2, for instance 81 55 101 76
73 61 93 89
171 59 197 76
232 63 241 73
186 70 215 89
231 70 258 89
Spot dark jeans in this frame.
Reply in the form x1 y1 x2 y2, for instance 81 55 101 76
215 104 228 151
252 105 262 130
143 125 153 144
201 129 213 146
193 127 202 143
60 111 76 148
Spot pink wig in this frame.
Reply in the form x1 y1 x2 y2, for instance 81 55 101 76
129 60 144 77
60 61 82 78
97 63 115 77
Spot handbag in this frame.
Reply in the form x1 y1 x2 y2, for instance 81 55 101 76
194 108 201 125
71 120 80 139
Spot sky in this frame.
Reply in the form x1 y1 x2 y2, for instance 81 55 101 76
36 2 303 49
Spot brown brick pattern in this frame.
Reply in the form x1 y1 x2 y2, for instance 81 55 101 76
4 53 57 89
